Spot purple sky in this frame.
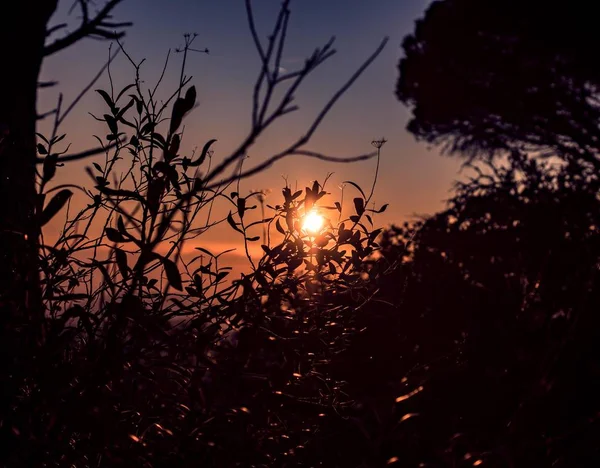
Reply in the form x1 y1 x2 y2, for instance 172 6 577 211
39 0 460 266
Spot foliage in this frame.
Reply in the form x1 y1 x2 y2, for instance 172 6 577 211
396 0 600 167
329 154 600 466
1 3 393 466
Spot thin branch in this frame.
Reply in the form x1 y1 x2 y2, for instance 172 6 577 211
251 0 290 127
46 23 68 38
37 109 58 121
245 0 266 63
36 139 124 163
151 49 171 99
57 48 120 127
203 149 376 191
38 81 59 89
44 0 131 56
204 35 387 186
301 37 389 143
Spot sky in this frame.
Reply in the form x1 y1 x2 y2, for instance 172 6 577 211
39 0 460 268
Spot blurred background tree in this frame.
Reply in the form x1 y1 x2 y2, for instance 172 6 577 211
396 0 600 168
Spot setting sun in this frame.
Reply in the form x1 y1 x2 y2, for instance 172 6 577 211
302 210 325 234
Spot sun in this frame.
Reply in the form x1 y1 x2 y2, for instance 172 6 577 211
302 210 325 234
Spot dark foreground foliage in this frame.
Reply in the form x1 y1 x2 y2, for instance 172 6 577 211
331 155 600 467
4 135 600 467
2 0 600 466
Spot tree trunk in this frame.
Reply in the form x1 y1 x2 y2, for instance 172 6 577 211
0 2 58 457
0 1 58 325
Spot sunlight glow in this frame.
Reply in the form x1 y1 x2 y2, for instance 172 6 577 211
302 210 325 234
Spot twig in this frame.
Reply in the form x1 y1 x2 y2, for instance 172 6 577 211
44 0 131 56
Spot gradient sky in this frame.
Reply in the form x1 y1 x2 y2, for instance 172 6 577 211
39 0 461 265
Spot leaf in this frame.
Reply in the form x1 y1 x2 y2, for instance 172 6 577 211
116 98 135 120
117 216 127 235
227 211 244 234
215 248 237 259
141 121 155 135
36 133 49 144
95 89 115 112
166 133 181 161
39 189 72 226
43 153 59 183
353 197 365 216
335 201 342 213
170 86 196 134
369 228 382 244
162 257 182 291
146 178 165 216
342 180 366 198
134 95 143 114
93 162 103 172
105 228 126 243
237 197 246 219
187 139 217 167
52 134 66 145
246 236 260 242
216 271 230 282
184 86 197 111
276 218 286 235
114 248 129 279
37 143 47 155
194 246 215 257
287 257 303 272
150 132 166 149
104 114 118 134
116 83 136 102
377 203 389 213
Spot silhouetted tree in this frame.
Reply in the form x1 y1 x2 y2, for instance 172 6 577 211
396 0 600 168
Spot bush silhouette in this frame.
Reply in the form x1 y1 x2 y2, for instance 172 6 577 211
1 3 394 466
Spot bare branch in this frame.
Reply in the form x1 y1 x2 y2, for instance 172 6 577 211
301 37 389 143
249 0 290 127
57 48 120 127
203 30 387 187
44 0 131 56
245 0 266 63
46 23 68 38
36 139 124 163
203 149 377 191
38 81 59 89
37 109 58 121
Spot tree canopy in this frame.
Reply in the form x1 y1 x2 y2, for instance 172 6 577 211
396 0 600 167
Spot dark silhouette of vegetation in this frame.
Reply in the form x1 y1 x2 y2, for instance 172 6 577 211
1 1 395 466
396 0 600 168
331 155 600 466
2 0 599 466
